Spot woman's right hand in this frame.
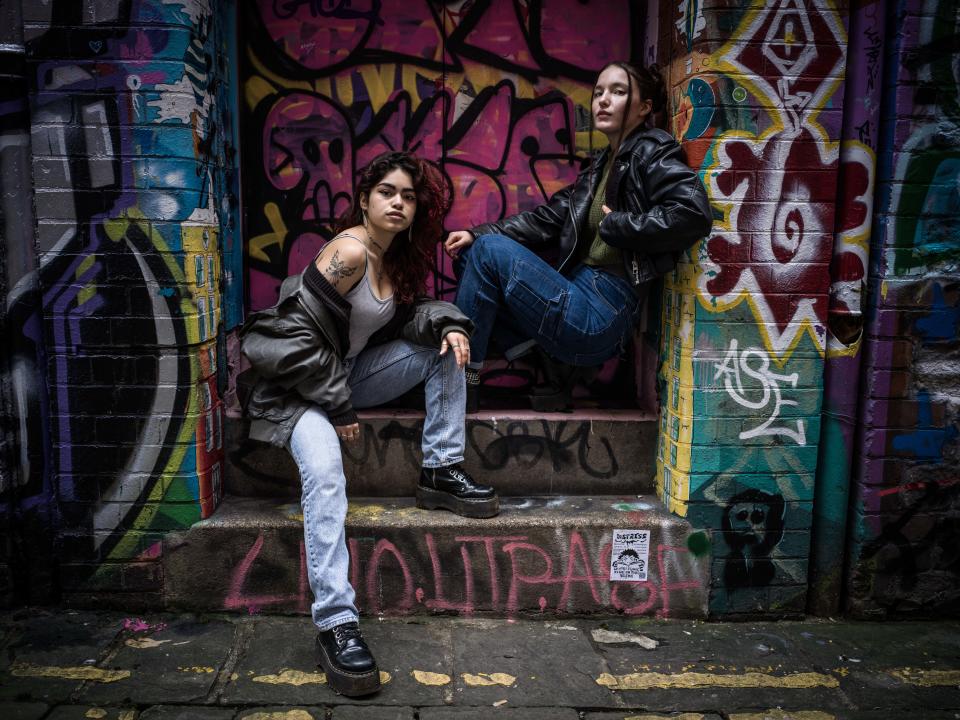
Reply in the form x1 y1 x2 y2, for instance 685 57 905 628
444 230 475 259
335 422 361 443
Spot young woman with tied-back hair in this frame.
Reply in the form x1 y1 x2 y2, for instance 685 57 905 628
240 151 499 698
445 62 713 410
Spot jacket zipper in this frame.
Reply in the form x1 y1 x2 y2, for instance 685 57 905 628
561 153 602 273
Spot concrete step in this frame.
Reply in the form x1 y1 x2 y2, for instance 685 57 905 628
163 494 710 619
225 409 658 498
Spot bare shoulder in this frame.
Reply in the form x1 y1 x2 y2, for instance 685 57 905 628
316 233 367 293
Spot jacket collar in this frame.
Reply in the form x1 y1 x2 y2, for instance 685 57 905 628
282 265 351 354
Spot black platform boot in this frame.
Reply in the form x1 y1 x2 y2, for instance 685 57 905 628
417 464 499 518
315 621 380 697
530 349 596 412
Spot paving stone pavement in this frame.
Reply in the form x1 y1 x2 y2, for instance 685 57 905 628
0 609 958 719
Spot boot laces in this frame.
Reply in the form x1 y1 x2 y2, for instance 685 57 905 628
333 622 362 648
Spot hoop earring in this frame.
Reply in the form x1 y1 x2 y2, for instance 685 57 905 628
362 210 369 228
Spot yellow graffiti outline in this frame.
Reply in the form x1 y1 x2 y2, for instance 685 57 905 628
247 47 312 95
76 254 98 308
245 74 279 113
101 209 204 562
825 138 876 359
709 0 847 146
249 202 289 262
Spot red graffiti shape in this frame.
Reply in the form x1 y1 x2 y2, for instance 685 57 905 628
707 128 838 333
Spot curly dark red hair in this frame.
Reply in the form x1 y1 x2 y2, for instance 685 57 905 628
335 151 451 304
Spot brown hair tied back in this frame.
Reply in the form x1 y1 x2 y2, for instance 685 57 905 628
607 61 667 115
592 61 669 152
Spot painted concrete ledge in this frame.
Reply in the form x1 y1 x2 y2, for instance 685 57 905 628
163 495 710 620
225 410 659 498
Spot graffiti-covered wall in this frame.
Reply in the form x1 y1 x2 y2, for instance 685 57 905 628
240 0 641 309
0 0 57 606
10 0 241 606
658 0 851 615
846 0 960 617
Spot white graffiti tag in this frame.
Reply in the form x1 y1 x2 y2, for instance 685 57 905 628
713 340 806 445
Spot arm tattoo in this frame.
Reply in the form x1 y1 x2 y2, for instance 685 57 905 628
323 249 358 287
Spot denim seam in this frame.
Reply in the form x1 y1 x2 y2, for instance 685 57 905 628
316 610 359 632
353 345 430 380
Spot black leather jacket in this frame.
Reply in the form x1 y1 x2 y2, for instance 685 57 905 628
471 127 712 290
239 267 473 446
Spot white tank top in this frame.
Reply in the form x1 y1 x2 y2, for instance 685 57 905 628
344 257 396 359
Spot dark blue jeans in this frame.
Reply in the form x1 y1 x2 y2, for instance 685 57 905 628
454 233 640 367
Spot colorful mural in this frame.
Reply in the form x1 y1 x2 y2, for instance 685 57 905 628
845 0 960 616
241 0 641 310
11 0 240 602
658 0 851 614
3 0 957 619
0 0 55 605
808 0 884 615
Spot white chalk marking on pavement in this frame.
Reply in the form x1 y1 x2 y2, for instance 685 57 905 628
596 670 839 690
125 637 171 649
10 662 130 683
241 711 316 720
412 669 451 685
592 628 659 649
463 672 517 687
889 668 960 687
730 712 835 720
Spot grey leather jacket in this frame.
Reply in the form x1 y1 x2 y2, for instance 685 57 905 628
239 266 473 447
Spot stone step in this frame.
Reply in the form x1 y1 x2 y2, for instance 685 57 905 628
225 410 658 498
162 494 710 619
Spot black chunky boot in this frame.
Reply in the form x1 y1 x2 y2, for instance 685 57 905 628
530 349 597 412
315 621 381 697
465 367 480 414
417 464 499 518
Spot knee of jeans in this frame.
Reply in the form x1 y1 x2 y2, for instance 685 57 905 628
435 345 462 373
298 453 345 494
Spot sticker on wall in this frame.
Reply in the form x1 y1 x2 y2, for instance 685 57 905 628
610 529 650 582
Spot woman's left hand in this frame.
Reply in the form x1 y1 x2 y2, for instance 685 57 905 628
440 331 471 369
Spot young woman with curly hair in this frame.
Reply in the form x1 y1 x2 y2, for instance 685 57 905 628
241 151 498 698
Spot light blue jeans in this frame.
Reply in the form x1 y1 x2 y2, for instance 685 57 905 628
288 338 466 630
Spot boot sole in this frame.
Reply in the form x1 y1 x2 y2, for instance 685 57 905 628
316 642 381 697
416 486 500 518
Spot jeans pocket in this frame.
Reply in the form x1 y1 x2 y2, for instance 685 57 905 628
589 271 621 316
507 261 569 343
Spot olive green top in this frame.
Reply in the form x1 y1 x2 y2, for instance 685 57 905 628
582 155 622 270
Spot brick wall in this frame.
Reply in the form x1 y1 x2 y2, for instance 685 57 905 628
657 0 851 615
18 0 240 606
845 0 960 617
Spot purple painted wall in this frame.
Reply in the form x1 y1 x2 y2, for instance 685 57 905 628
846 0 960 617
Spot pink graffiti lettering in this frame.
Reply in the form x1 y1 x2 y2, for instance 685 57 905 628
366 538 415 614
220 530 706 619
